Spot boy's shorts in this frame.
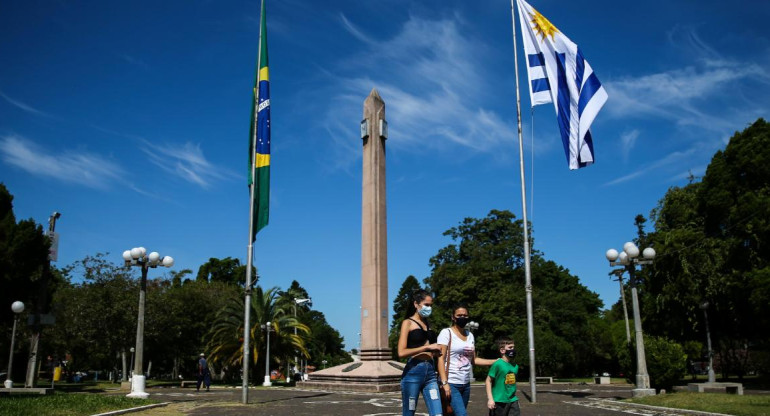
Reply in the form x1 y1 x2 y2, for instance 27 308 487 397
489 401 521 416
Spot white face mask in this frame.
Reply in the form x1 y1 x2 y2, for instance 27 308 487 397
418 305 432 317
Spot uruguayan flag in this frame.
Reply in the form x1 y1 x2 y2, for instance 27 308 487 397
516 0 608 170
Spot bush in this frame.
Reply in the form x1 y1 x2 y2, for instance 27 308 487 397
617 335 687 390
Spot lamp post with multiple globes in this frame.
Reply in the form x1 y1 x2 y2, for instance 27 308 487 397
122 247 174 398
606 242 657 397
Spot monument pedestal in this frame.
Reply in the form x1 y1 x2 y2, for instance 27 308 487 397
299 360 404 392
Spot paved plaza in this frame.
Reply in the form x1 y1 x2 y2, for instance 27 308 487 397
123 383 715 416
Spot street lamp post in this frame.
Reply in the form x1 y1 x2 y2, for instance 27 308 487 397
122 247 174 399
700 301 716 383
292 298 311 377
606 242 656 397
4 301 25 389
262 321 272 387
129 347 135 378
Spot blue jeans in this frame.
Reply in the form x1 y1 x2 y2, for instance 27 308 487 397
400 359 443 416
448 383 471 416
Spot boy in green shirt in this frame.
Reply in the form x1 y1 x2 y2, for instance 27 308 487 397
485 338 520 416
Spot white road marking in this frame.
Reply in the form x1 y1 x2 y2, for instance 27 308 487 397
566 399 693 415
305 397 402 408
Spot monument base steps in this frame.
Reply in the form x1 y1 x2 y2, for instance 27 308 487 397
298 360 405 393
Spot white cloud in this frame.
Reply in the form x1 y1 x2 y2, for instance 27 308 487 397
619 129 639 161
604 27 770 135
141 141 235 188
606 64 766 124
0 91 57 119
117 53 149 70
603 146 702 187
340 13 376 45
0 134 125 189
601 27 770 186
320 15 518 169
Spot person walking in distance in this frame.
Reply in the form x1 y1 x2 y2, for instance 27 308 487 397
197 353 211 392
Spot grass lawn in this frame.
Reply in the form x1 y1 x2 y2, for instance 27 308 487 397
51 380 180 393
0 392 157 416
626 392 770 416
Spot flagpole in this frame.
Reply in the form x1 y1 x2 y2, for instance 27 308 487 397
510 0 537 403
242 0 265 404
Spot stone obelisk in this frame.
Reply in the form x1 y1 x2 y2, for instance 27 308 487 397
302 89 401 392
360 88 390 361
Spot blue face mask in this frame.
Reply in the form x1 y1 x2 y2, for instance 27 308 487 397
418 305 432 317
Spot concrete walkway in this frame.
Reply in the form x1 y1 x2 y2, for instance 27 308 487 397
118 383 731 416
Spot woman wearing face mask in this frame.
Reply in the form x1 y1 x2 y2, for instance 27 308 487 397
397 289 442 416
436 304 496 416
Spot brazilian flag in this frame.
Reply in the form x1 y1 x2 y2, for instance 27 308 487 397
248 0 270 241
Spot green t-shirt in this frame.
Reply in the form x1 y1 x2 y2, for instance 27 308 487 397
488 358 519 403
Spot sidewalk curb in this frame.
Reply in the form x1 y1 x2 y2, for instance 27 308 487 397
599 399 734 416
90 402 171 416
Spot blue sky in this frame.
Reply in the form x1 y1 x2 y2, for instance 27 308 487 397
2 0 769 351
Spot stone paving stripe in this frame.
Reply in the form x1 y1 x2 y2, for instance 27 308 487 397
564 398 731 416
90 402 171 416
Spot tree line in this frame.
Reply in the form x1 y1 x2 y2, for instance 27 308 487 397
387 119 770 389
3 118 768 389
0 193 349 384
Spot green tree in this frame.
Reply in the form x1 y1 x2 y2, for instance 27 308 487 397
0 183 53 378
388 275 422 360
42 254 239 380
426 210 604 378
641 119 770 378
279 280 351 369
617 335 687 390
196 257 251 286
206 286 309 380
302 310 349 368
169 268 193 287
47 254 138 373
146 278 238 379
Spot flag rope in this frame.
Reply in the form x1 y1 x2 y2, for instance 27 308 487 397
530 107 535 223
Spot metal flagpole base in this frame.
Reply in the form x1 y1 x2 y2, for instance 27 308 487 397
262 376 271 387
126 375 150 399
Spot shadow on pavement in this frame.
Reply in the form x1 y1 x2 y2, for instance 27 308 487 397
253 391 331 404
541 390 593 399
519 389 532 402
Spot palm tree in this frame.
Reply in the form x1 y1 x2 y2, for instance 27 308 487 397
206 285 309 379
